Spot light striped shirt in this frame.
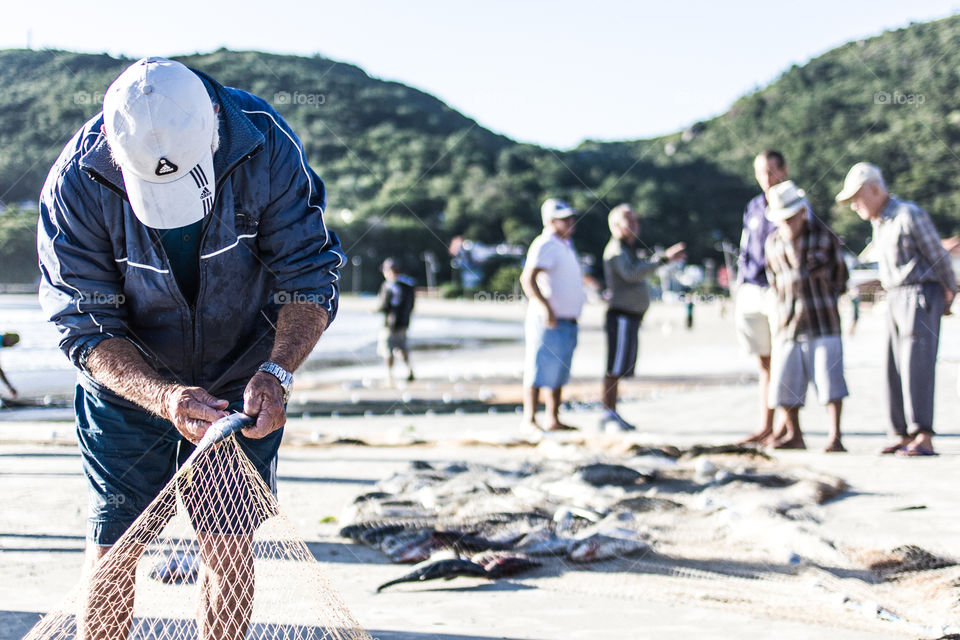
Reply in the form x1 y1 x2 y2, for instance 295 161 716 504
872 196 958 293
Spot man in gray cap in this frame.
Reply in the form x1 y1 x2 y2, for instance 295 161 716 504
836 162 956 456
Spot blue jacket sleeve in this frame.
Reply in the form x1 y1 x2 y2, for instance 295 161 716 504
37 154 129 371
256 105 344 324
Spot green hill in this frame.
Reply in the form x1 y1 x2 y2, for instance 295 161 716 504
2 15 959 286
587 14 960 251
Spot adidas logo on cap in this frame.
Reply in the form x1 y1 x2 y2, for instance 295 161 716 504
155 157 178 176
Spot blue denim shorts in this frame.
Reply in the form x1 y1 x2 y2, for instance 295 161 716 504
524 315 579 389
74 384 282 545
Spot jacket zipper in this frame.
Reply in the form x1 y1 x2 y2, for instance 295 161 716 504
192 145 264 389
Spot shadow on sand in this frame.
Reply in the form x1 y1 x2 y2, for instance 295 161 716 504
3 611 534 640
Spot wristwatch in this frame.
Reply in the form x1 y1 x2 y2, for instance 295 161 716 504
258 361 294 402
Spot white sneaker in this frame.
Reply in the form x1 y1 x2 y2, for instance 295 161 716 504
600 412 636 433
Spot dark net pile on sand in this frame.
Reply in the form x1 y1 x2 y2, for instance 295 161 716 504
339 443 960 638
24 434 372 640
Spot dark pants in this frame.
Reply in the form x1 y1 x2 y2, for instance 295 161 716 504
884 282 944 436
75 384 282 545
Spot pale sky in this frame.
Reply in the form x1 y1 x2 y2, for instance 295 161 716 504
3 0 958 148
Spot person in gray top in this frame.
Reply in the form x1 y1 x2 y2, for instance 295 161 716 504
600 204 685 431
837 162 957 456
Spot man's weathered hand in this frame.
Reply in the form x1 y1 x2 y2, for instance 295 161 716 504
241 371 286 439
944 288 955 316
544 305 558 329
163 386 229 443
665 242 686 262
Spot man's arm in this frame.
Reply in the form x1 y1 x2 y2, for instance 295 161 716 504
86 338 228 443
831 235 849 297
241 302 329 438
376 282 391 314
611 242 686 283
0 364 16 398
520 267 556 328
910 208 957 313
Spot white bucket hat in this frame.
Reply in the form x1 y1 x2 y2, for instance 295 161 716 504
765 180 810 222
103 57 217 229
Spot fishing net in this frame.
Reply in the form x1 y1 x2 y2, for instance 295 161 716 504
24 414 372 640
339 449 960 638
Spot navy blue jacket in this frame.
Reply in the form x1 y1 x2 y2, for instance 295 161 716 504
38 71 343 407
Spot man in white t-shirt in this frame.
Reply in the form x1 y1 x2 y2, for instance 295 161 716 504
519 198 586 431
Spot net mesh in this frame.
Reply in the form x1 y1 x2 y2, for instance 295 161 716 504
339 450 960 637
24 434 372 640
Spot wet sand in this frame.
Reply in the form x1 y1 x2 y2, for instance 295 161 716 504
2 297 959 639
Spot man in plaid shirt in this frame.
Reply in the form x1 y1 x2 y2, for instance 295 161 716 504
837 163 957 456
764 181 849 452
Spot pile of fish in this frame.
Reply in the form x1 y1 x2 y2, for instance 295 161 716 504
338 445 841 591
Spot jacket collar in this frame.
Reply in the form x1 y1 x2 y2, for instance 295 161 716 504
79 70 265 196
879 195 900 222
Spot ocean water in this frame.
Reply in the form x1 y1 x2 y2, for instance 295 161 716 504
0 293 522 375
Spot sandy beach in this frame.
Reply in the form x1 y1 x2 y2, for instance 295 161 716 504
2 295 960 639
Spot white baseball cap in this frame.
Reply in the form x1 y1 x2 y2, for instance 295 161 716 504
765 180 810 222
103 57 217 229
540 198 576 226
835 162 884 203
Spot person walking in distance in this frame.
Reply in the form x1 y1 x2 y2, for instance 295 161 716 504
377 258 416 385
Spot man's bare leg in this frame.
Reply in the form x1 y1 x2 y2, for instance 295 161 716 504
197 533 254 640
740 355 777 444
399 349 414 381
602 375 618 413
773 406 805 449
522 386 539 429
824 400 846 452
78 543 143 640
384 352 395 387
544 386 575 430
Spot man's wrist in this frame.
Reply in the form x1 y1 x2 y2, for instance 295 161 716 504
258 361 293 400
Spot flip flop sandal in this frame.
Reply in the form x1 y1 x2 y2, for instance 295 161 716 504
879 443 905 454
543 424 578 432
896 448 937 457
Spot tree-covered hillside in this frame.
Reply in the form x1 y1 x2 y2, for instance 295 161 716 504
593 15 960 251
1 14 959 286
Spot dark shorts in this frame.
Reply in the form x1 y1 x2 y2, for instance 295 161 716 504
605 309 644 378
75 384 282 545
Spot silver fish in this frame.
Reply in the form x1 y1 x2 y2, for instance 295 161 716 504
568 534 649 563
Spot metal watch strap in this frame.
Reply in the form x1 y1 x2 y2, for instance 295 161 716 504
258 362 293 400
